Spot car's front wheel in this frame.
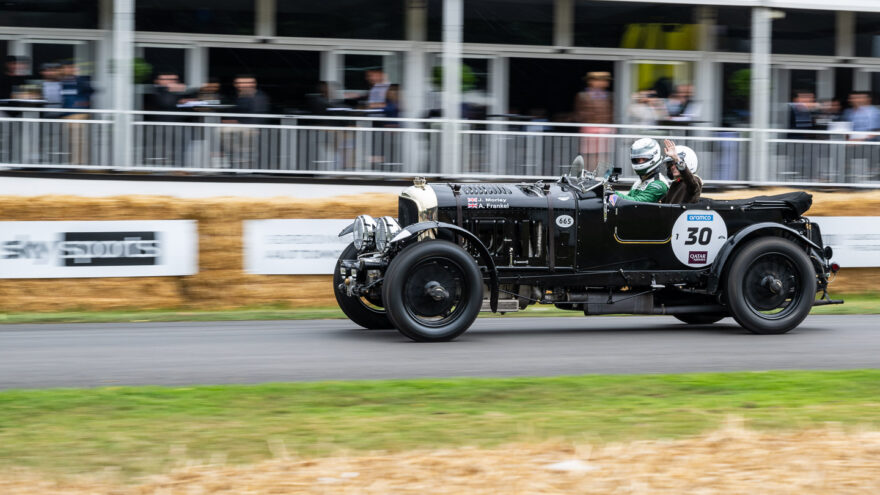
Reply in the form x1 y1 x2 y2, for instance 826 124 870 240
382 240 483 342
724 237 816 335
333 243 393 330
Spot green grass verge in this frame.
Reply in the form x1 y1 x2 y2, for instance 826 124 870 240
0 293 877 325
2 370 880 477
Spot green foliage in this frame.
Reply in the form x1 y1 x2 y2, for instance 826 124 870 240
133 57 152 84
728 68 750 99
431 64 477 91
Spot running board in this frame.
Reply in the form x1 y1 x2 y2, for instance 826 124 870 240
481 299 519 313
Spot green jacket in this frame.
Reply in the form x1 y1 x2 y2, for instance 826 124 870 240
616 176 669 203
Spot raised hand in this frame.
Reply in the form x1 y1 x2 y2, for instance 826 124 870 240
663 139 677 161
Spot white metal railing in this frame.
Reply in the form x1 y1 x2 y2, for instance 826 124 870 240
1 106 879 186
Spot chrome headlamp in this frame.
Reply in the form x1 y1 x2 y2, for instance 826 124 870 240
375 216 402 252
352 215 377 251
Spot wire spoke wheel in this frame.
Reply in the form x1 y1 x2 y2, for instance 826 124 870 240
383 240 483 342
741 252 803 319
403 258 466 327
725 237 816 335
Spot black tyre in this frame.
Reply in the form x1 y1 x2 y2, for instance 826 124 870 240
674 314 726 325
333 243 393 330
382 240 483 342
724 237 816 335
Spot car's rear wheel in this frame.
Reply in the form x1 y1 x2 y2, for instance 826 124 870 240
333 243 393 330
674 314 726 325
382 240 482 342
724 237 816 335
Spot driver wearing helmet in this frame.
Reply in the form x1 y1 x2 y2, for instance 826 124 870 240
661 139 702 204
609 138 669 205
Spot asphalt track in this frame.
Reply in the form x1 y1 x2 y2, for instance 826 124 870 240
1 315 878 389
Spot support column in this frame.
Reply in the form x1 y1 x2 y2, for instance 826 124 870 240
695 6 717 125
817 69 833 101
553 0 574 47
112 0 134 167
95 0 114 109
256 0 276 38
614 59 630 125
442 0 463 175
836 11 855 59
185 46 208 88
404 0 428 119
854 68 871 91
750 7 772 183
320 50 341 99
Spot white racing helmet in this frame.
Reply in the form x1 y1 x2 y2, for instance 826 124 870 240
674 145 698 174
630 138 663 178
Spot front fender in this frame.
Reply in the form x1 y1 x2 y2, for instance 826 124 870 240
391 221 500 312
707 222 823 293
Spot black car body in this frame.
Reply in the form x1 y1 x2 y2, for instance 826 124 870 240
334 169 841 342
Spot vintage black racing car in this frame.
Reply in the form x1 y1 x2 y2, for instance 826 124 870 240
334 159 842 342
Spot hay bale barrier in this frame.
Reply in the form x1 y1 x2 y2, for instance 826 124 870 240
0 189 875 312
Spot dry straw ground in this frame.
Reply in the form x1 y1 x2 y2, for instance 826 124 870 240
0 188 876 311
2 422 879 494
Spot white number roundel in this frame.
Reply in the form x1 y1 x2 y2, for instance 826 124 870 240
555 215 574 228
670 210 728 267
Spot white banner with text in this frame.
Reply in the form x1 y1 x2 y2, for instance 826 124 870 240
0 220 198 278
244 219 352 275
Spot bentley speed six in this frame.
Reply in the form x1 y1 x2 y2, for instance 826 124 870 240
334 163 842 342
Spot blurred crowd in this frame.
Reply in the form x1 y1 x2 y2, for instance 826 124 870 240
146 68 401 124
788 89 880 141
0 55 93 111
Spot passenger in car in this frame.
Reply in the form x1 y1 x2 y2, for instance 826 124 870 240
661 139 702 204
609 138 670 205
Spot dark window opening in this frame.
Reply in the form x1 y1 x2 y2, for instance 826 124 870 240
772 9 834 56
277 0 404 40
0 0 98 29
136 0 254 35
428 0 554 45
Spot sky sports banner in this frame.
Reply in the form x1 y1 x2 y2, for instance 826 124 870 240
245 219 352 275
244 217 880 275
0 220 198 278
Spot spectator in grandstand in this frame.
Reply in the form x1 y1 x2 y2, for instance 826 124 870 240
843 91 880 142
787 89 817 139
814 98 843 133
228 74 270 125
148 70 187 121
383 83 400 120
575 71 614 172
365 69 390 110
628 90 667 126
39 63 63 109
195 78 222 104
59 59 93 165
0 55 28 101
59 60 93 110
666 84 701 123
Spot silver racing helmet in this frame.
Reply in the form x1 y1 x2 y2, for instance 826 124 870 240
630 138 663 178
